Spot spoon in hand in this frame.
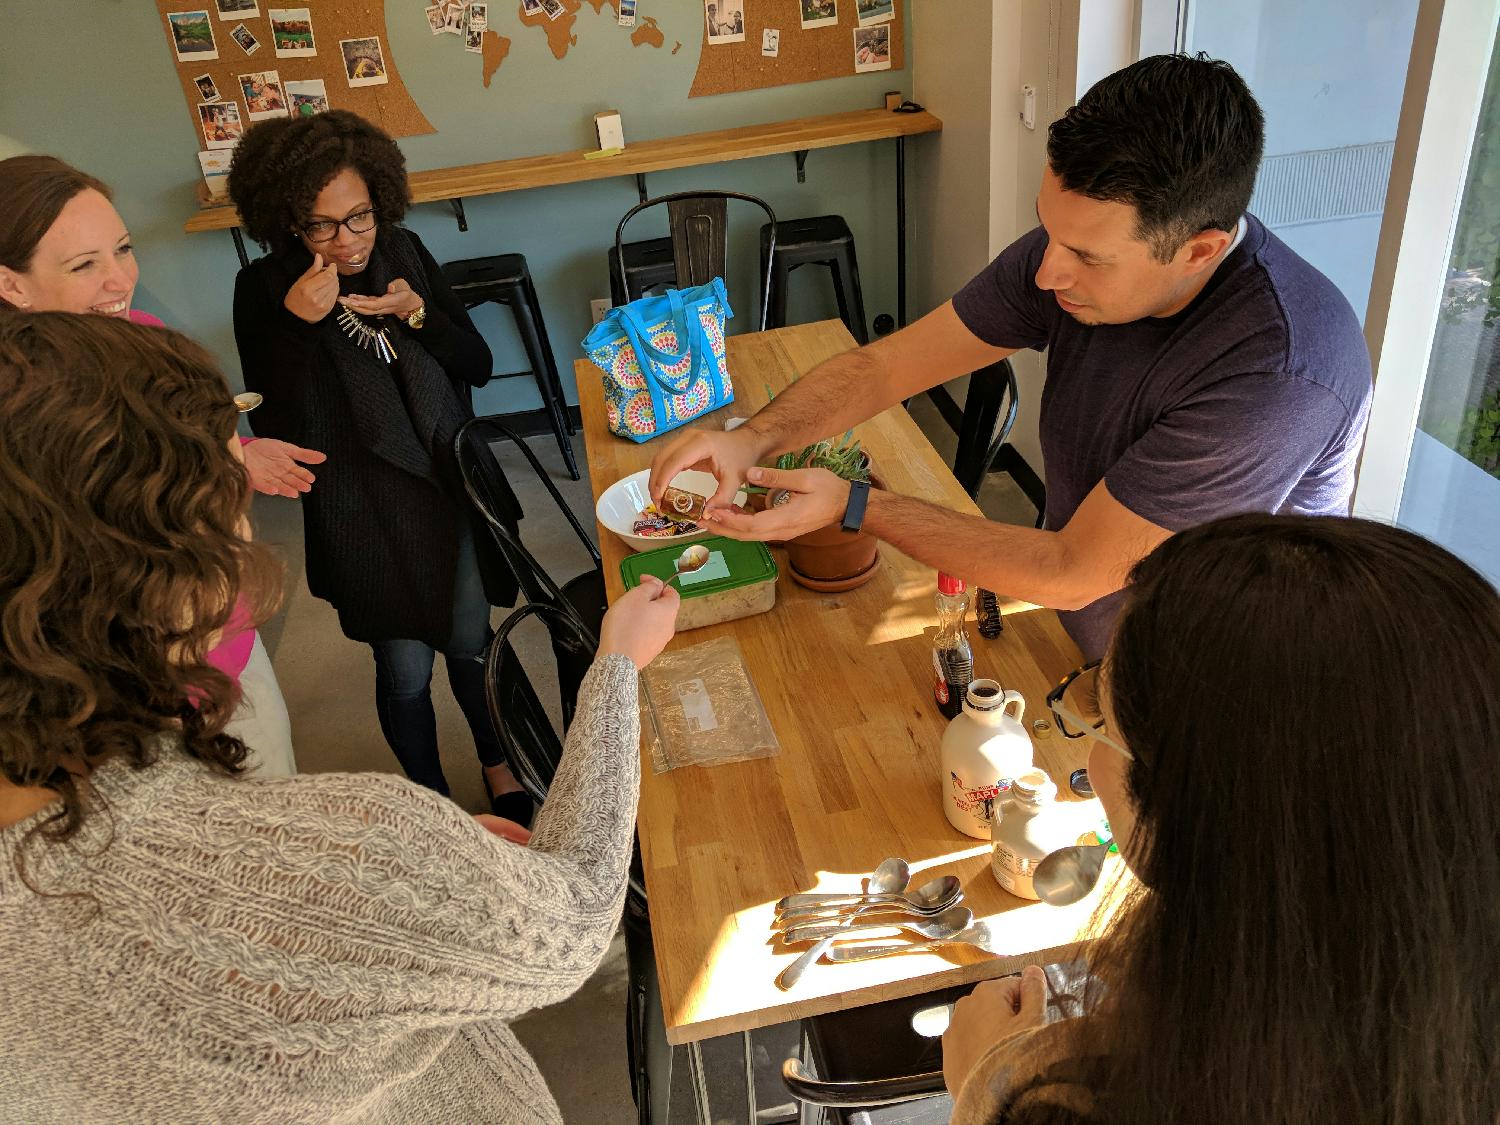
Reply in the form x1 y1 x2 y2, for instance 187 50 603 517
663 543 712 588
234 391 263 413
775 858 910 991
1031 839 1115 906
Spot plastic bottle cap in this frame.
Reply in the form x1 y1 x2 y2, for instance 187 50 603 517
937 573 966 595
1011 769 1056 803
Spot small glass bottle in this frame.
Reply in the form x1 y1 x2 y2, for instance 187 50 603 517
932 573 973 719
990 769 1078 899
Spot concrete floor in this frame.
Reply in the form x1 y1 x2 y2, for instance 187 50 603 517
250 386 1038 1124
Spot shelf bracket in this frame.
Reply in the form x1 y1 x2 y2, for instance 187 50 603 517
449 197 469 233
635 173 649 203
794 149 808 183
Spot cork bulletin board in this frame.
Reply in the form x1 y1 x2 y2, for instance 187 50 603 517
156 0 435 154
689 0 903 98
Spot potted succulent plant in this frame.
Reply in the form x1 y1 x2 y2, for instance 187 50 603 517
762 431 882 592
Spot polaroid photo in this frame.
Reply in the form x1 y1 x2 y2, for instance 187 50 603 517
340 37 390 87
855 0 893 26
168 10 219 62
238 69 288 119
540 0 566 21
230 22 261 55
761 27 780 56
799 0 837 29
214 0 259 20
522 0 544 16
704 0 745 44
853 23 890 71
198 149 233 200
424 4 445 33
193 73 222 102
197 99 244 149
443 2 467 33
465 26 484 51
269 8 316 58
618 0 637 28
286 78 330 116
468 2 488 31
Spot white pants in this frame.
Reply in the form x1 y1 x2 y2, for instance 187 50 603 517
224 634 297 777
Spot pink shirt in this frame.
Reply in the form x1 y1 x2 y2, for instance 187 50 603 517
129 307 257 683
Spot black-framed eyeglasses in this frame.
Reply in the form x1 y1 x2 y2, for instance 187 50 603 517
299 208 377 243
1046 659 1133 760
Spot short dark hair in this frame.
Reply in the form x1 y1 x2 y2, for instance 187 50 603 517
0 155 112 283
227 110 411 257
1047 53 1264 262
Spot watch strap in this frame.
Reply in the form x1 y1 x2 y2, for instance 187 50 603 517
841 479 871 533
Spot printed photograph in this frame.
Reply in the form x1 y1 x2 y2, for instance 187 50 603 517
230 22 261 55
443 2 467 33
539 0 566 21
855 0 893 26
269 8 317 58
853 23 890 71
618 0 637 26
468 2 488 31
424 4 444 33
761 27 780 56
197 99 244 149
238 69 288 119
465 25 483 51
522 0 544 15
168 10 219 61
286 78 330 116
704 0 745 44
339 37 390 87
214 0 259 19
799 0 837 30
193 73 222 102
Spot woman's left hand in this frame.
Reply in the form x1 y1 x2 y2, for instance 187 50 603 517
474 813 533 845
243 438 327 497
338 278 425 321
942 965 1048 1097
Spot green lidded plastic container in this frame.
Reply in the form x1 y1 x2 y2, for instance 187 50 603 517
620 535 779 632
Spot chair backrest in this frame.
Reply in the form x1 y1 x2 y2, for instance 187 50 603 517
454 415 600 625
953 358 1021 500
614 190 778 331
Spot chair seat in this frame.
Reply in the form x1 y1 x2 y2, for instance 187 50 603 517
760 214 855 262
442 253 529 295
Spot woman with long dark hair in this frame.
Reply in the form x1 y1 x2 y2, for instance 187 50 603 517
228 111 530 820
0 312 679 1122
944 514 1499 1125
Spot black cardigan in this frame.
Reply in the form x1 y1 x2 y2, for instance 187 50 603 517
234 227 519 648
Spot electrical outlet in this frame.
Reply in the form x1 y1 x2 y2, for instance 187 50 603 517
590 297 612 324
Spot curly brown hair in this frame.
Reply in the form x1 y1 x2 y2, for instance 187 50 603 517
227 110 411 256
0 313 283 850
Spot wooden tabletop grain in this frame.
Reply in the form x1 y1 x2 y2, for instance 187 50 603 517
184 107 942 234
575 320 1123 1045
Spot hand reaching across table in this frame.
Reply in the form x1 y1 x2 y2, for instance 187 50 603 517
701 464 851 542
242 437 326 497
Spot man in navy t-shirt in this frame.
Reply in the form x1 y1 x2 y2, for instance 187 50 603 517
649 55 1372 660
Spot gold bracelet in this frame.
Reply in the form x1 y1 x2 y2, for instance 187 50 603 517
406 301 427 329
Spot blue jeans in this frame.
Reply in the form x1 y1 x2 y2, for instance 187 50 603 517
371 529 504 796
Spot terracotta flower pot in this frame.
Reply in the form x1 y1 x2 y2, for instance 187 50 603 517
780 470 882 592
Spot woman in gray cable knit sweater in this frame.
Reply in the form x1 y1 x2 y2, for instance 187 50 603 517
0 312 680 1124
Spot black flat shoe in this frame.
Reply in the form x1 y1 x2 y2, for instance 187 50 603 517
489 789 536 828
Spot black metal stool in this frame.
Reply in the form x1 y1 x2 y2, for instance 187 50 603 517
441 254 578 481
607 237 678 306
760 214 869 344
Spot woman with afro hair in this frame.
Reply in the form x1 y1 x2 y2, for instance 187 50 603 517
229 110 531 823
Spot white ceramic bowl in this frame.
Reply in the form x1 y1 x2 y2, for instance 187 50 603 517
596 468 742 552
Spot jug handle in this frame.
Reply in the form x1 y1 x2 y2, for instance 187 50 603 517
1001 689 1025 723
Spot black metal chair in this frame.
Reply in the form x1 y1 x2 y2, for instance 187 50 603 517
760 214 870 344
443 254 580 481
612 190 777 331
951 358 1045 527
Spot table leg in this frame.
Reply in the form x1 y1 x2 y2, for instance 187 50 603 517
230 228 250 270
896 134 907 328
742 1030 759 1124
687 1039 712 1125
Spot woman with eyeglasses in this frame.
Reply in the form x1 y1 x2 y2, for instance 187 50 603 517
229 111 532 823
943 514 1498 1125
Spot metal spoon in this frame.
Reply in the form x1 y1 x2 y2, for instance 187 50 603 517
776 874 963 916
234 391 263 413
1031 839 1115 906
779 905 973 946
775 858 910 991
663 543 712 588
824 921 997 961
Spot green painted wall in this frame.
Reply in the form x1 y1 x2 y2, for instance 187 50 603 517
0 1 915 416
